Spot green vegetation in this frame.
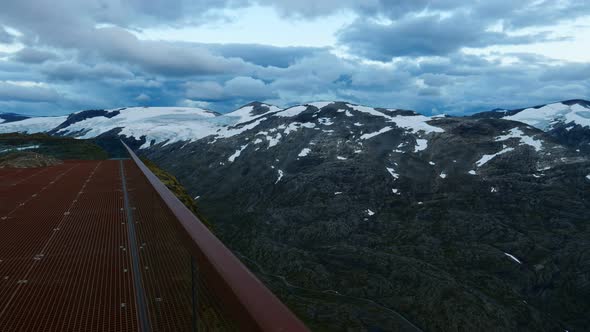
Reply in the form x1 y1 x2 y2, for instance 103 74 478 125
141 157 214 230
0 151 63 168
0 133 108 160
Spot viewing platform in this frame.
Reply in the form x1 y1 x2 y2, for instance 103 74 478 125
0 144 308 331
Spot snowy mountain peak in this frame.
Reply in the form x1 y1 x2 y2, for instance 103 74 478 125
503 101 590 131
306 101 338 109
473 100 590 130
0 115 67 133
50 106 224 148
470 99 590 153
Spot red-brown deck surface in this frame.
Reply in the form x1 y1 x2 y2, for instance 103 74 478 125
0 156 307 332
0 161 139 331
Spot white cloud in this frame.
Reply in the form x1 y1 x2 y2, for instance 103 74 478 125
135 93 150 102
178 99 211 109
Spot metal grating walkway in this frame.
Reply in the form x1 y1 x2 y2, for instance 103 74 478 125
0 161 138 331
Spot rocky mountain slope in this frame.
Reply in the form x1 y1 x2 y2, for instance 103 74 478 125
139 102 590 331
1 100 589 331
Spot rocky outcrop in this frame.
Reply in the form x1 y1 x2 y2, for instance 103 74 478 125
0 152 62 168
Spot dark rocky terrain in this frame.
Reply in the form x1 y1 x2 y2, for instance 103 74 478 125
140 102 590 331
2 100 589 331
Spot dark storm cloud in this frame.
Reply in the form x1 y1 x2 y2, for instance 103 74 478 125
538 63 590 81
420 74 452 87
206 43 326 68
0 60 49 83
184 76 277 102
338 13 558 60
261 50 589 115
418 87 441 97
12 48 58 64
0 82 60 102
261 1 589 60
85 28 253 76
27 25 254 77
0 0 588 116
263 0 590 27
41 62 134 81
94 0 251 25
0 1 254 77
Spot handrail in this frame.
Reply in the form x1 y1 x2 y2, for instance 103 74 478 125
122 142 309 332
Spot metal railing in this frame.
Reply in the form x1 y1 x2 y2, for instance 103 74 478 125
122 142 309 332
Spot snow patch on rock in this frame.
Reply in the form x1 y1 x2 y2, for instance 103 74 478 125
504 252 522 264
308 101 333 109
386 167 399 179
476 146 515 167
495 128 543 152
298 148 311 157
414 139 428 152
360 126 393 140
347 104 444 134
275 105 308 117
227 104 281 124
275 169 284 184
228 144 249 162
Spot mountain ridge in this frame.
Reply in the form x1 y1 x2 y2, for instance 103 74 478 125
0 112 30 124
1 98 589 136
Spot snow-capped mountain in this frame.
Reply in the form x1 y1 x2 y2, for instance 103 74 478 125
50 106 222 149
0 114 67 133
472 99 590 129
1 101 446 150
504 100 590 130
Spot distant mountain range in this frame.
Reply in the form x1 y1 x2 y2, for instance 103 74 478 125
0 112 30 124
2 99 590 151
2 100 590 331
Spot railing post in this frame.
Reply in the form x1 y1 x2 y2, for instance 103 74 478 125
191 255 198 332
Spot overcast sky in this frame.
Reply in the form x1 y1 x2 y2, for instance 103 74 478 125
0 0 589 116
